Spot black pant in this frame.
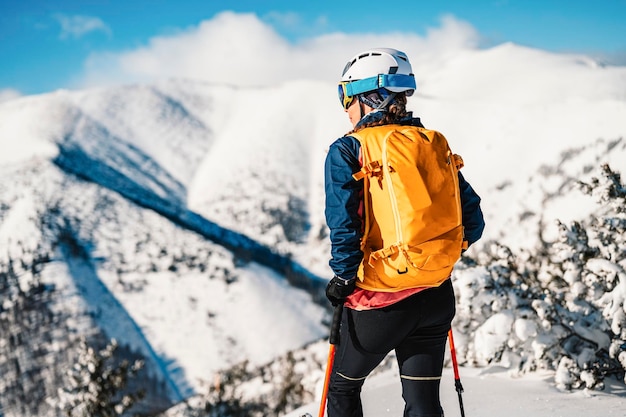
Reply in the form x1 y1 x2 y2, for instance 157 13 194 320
327 279 455 417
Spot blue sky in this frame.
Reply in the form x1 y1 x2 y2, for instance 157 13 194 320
1 0 625 97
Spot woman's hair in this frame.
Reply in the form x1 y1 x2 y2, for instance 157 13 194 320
347 93 409 135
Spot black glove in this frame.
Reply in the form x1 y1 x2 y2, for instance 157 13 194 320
325 276 356 306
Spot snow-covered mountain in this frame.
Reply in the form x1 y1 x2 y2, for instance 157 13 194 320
0 42 625 416
0 81 337 415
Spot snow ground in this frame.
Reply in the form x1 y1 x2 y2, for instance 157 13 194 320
285 366 626 417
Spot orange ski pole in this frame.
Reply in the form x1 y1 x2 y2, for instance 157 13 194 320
448 328 466 417
317 304 343 417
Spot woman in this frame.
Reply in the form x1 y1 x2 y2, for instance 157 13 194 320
324 48 485 417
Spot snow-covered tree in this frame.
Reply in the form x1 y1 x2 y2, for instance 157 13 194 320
56 338 145 417
0 245 71 417
454 163 626 390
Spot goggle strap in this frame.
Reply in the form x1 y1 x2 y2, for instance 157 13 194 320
344 74 415 96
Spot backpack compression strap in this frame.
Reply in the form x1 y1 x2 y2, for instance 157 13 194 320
352 161 382 181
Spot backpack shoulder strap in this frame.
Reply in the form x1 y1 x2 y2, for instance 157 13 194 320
349 126 399 181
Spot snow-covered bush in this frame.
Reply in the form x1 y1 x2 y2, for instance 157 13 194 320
454 164 626 390
167 343 326 417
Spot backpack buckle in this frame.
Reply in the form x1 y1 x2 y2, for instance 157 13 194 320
353 161 382 181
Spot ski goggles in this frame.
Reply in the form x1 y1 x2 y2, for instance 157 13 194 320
338 82 356 110
337 74 416 110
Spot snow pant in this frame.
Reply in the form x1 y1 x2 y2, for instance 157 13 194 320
327 279 455 417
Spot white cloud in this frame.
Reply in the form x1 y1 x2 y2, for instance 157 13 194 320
55 13 111 39
78 11 480 89
0 89 21 103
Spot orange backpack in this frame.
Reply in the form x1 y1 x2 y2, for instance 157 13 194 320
351 124 466 291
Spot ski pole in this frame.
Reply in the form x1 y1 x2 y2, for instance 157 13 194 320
448 328 466 417
317 304 343 417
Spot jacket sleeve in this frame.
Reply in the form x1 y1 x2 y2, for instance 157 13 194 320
458 171 485 247
324 136 363 279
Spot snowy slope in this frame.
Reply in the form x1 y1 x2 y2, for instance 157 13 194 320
411 44 626 248
0 160 328 401
285 365 626 417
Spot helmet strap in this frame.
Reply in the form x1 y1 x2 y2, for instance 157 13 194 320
358 90 397 110
376 92 397 109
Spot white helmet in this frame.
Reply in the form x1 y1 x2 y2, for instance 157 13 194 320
340 47 416 95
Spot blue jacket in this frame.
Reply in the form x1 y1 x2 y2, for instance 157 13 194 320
324 112 485 279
